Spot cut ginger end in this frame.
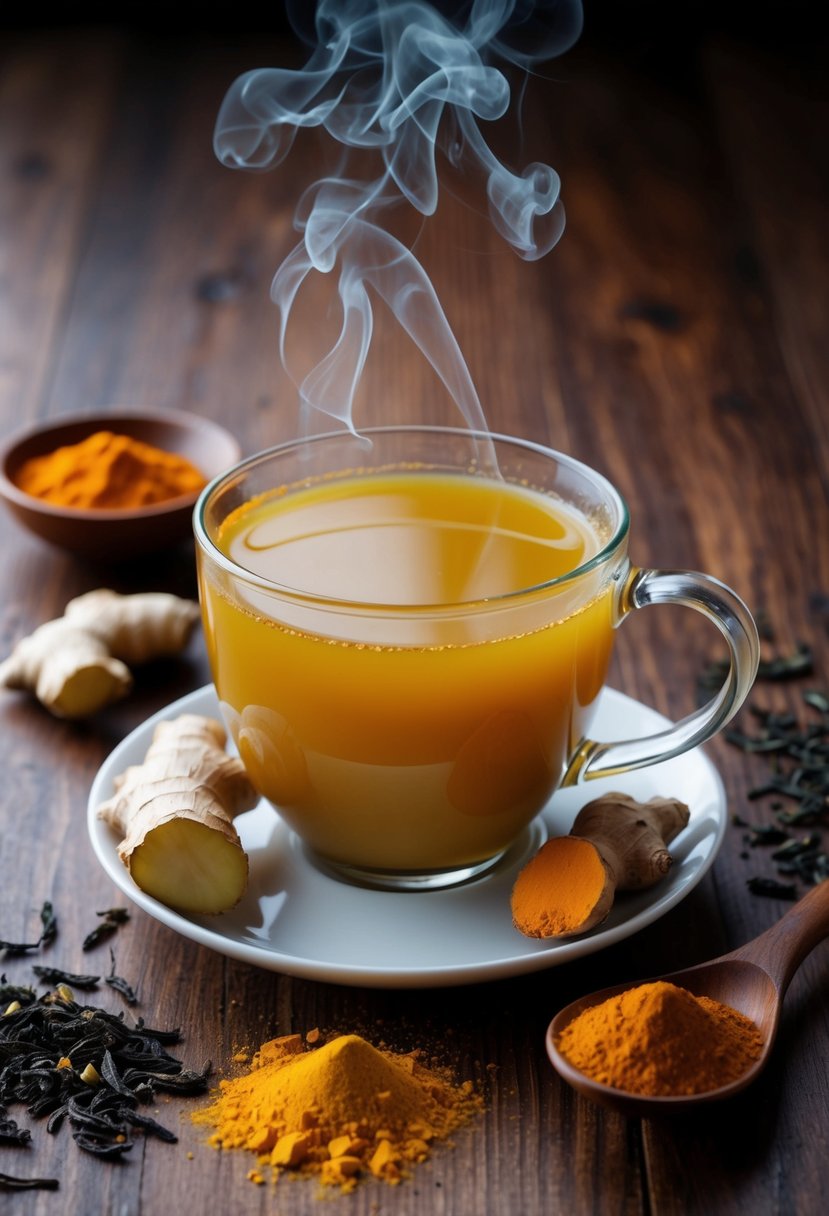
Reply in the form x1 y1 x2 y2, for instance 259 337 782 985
127 819 249 915
511 836 612 939
54 663 128 719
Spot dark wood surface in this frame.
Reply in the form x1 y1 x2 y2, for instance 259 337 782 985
1 10 828 1214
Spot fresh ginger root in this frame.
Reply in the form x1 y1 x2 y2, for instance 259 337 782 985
511 792 690 939
0 589 199 718
97 714 259 915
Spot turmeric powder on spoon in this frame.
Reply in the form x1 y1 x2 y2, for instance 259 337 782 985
14 430 206 509
555 981 763 1096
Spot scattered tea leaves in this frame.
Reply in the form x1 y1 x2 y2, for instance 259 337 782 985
0 1105 31 1146
99 1049 134 1099
727 732 791 755
104 975 137 1005
746 876 798 899
82 909 129 953
38 903 57 947
770 834 829 884
123 1109 178 1142
0 986 209 1164
717 631 829 895
771 834 821 861
32 967 100 991
0 907 187 1186
700 643 813 692
104 952 137 1006
71 1132 133 1159
803 690 829 715
1 902 58 956
0 1172 59 1191
0 978 36 1008
0 936 40 957
128 1065 212 1095
742 824 790 847
758 645 814 680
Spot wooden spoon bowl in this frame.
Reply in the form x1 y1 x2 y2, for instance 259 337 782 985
546 879 829 1116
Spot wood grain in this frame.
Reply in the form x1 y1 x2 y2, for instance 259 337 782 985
0 32 125 424
1 14 827 1216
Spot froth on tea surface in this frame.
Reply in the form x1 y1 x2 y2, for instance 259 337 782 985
199 471 614 876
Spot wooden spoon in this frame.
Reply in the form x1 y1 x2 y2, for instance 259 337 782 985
545 879 829 1116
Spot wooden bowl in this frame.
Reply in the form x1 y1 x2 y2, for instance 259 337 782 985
0 409 242 559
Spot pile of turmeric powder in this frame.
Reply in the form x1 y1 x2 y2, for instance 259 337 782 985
14 430 206 509
555 981 763 1096
192 1032 482 1191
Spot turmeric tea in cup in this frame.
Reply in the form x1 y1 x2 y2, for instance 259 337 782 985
194 426 759 891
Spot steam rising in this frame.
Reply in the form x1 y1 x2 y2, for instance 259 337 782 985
215 0 582 433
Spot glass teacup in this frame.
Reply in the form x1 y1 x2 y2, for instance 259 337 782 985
195 426 758 891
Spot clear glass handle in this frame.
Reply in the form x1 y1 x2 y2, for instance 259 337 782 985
562 566 760 785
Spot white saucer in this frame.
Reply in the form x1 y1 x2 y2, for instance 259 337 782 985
87 686 726 989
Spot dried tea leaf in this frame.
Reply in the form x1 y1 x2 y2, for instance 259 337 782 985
39 902 57 946
0 1172 59 1191
32 966 100 990
746 876 798 899
82 909 130 952
104 950 138 1005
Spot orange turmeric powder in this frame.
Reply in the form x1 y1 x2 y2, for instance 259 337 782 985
555 981 763 1096
14 430 206 509
192 1032 482 1191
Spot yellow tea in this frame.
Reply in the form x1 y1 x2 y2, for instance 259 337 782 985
198 471 615 874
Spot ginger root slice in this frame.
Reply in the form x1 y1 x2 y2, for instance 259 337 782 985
511 792 690 939
0 617 132 719
0 589 199 718
98 714 259 915
64 589 198 665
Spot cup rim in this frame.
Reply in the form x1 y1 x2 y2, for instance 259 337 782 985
193 425 631 613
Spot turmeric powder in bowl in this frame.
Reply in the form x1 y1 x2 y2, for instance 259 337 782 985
14 430 207 510
0 409 241 557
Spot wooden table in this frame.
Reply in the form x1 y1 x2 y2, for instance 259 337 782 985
1 10 827 1214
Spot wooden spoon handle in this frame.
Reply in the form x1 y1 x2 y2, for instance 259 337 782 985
729 879 829 994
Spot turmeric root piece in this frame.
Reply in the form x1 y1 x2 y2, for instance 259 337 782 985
97 714 259 915
0 589 199 718
511 792 690 939
571 793 690 889
511 835 614 938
